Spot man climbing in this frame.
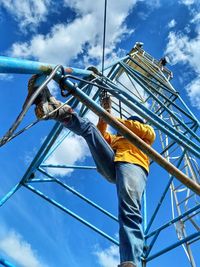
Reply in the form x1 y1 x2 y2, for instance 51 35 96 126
27 75 156 267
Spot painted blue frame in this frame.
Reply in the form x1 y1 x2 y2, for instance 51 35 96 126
0 53 199 266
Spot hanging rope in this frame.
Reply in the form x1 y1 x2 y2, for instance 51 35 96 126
101 0 107 76
99 0 109 107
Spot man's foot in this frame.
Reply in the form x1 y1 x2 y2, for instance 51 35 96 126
26 74 73 120
35 99 73 121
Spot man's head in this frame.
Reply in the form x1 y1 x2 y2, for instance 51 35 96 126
127 115 145 124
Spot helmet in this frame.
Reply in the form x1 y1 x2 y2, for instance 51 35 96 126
127 116 145 124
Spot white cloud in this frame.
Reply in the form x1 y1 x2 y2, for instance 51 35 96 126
147 0 161 8
165 32 190 65
9 0 138 66
186 76 200 109
0 0 51 31
168 19 176 29
10 14 98 65
0 230 46 267
179 0 196 5
95 245 120 267
191 12 200 32
191 12 200 24
165 0 200 109
165 27 200 109
45 133 90 176
0 74 13 81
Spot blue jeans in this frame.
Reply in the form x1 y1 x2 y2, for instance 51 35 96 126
62 113 147 267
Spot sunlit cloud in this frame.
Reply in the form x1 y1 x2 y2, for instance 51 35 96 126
44 132 90 176
168 19 176 29
165 7 200 110
9 0 137 66
0 229 47 267
94 245 120 267
0 0 51 32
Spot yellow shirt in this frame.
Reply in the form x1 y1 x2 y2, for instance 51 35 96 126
97 118 156 173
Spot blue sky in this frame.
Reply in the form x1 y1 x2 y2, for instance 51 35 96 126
0 0 199 267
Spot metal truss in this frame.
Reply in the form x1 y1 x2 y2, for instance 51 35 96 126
0 43 199 266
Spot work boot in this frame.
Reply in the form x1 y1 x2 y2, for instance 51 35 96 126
23 74 53 108
118 262 136 267
26 74 73 120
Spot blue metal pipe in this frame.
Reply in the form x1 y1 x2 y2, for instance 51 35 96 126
103 78 200 158
42 129 71 162
42 96 83 162
146 231 200 262
79 86 100 117
59 77 200 195
144 177 174 235
37 168 118 222
144 152 187 257
144 231 160 258
28 178 53 183
128 56 175 92
0 182 22 206
0 56 93 76
146 203 200 239
178 95 200 127
145 151 186 235
21 122 63 183
121 60 178 96
43 86 99 162
63 73 199 157
121 62 200 143
20 82 86 185
127 55 200 125
0 258 16 267
24 183 119 245
19 92 82 186
104 55 129 71
40 164 96 170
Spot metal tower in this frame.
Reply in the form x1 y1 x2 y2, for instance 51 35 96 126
0 43 199 267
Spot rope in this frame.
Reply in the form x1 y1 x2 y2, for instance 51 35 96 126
3 100 73 145
101 0 107 76
0 65 64 147
99 0 109 104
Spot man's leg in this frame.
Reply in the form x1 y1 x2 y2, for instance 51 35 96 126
61 113 116 183
115 162 147 267
27 76 116 183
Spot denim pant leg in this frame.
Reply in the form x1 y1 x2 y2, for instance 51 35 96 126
115 162 147 267
61 113 116 183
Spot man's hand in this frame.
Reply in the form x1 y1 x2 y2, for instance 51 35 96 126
100 95 112 113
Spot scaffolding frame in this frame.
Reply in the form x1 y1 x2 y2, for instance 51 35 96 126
0 43 199 266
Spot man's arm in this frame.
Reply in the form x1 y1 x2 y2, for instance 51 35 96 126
97 118 114 145
97 95 114 145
